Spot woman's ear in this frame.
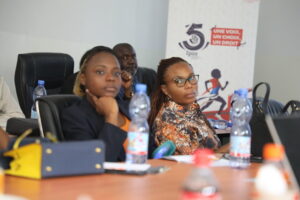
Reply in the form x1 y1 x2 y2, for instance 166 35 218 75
161 85 170 98
79 72 86 87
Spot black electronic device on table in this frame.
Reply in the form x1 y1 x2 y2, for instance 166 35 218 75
265 114 300 191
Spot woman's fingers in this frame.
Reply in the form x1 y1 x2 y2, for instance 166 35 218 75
86 89 98 106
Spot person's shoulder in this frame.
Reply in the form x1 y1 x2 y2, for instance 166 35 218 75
62 96 85 115
0 76 6 86
0 76 13 97
62 97 100 126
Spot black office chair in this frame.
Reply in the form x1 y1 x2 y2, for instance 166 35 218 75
282 100 300 115
15 53 74 118
250 97 285 158
135 67 157 97
252 97 284 115
36 95 81 141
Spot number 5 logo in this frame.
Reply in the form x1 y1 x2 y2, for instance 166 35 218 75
179 23 209 51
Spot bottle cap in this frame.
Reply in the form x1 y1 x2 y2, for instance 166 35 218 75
38 80 45 85
239 88 248 98
135 83 147 93
233 90 240 95
263 143 284 161
193 148 213 167
227 121 232 127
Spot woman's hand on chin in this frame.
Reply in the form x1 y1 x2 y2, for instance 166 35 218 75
86 89 119 125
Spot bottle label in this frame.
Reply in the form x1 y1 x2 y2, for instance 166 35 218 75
230 136 251 158
182 191 221 200
127 132 148 155
31 110 38 119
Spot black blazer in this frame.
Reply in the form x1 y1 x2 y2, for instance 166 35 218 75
61 96 129 162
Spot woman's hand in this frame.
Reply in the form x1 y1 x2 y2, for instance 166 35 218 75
86 89 119 126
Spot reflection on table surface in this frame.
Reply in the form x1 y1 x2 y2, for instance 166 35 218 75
3 159 260 200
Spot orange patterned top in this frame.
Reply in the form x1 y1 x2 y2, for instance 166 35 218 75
153 100 220 155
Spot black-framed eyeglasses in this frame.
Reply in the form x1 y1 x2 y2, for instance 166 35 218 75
173 74 199 87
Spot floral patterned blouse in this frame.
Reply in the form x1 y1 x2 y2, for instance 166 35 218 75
153 100 221 155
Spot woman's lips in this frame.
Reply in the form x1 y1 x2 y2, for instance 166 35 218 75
104 87 118 93
185 92 197 99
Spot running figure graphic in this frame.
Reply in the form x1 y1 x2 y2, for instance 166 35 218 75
200 69 229 117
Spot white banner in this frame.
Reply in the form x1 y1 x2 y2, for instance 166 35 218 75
165 0 260 120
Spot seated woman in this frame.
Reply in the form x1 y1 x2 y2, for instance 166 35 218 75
148 57 221 155
61 46 130 162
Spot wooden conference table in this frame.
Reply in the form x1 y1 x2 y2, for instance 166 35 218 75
4 159 259 200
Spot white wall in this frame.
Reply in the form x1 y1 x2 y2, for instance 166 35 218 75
1 0 300 104
0 0 168 97
254 0 300 104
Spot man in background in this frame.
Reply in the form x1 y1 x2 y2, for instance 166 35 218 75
113 43 157 99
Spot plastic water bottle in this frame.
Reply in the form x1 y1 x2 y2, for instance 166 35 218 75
255 143 296 199
182 149 221 200
126 83 150 164
31 80 47 119
229 88 252 169
230 89 241 106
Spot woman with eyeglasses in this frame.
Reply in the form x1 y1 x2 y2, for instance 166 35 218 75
148 57 220 155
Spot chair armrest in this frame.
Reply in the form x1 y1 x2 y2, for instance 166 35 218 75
6 117 40 136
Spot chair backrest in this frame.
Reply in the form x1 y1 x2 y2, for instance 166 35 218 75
36 95 81 141
253 97 284 115
135 67 157 96
250 97 284 157
15 53 74 118
60 72 79 94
